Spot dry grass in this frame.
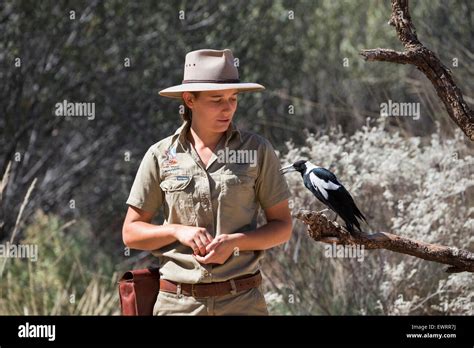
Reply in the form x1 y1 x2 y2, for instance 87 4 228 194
0 193 121 315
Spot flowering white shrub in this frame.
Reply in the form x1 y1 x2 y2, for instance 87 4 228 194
264 118 473 315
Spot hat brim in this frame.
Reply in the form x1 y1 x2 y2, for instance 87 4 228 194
158 82 265 99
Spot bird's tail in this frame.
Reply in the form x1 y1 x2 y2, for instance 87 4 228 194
345 222 356 234
345 212 368 234
354 205 367 224
353 205 371 231
345 220 362 234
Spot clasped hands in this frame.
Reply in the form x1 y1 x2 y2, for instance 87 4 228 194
173 225 238 264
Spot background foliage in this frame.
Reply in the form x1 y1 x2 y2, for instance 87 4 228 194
1 0 472 314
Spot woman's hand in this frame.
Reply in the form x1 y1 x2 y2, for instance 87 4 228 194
193 234 237 265
173 225 213 256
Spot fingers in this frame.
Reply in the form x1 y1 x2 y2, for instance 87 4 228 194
198 233 211 252
193 254 205 263
196 228 213 255
193 238 206 256
189 241 199 255
188 227 214 256
204 230 213 244
205 238 222 253
194 250 215 264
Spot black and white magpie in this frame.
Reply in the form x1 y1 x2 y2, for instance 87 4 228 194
280 160 367 234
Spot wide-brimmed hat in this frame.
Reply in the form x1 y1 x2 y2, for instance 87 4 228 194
158 49 265 99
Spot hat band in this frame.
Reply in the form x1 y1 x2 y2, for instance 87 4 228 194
182 78 241 84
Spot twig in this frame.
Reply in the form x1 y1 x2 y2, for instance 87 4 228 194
0 161 12 203
0 178 37 278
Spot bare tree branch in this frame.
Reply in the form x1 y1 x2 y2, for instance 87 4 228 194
360 49 414 64
294 209 474 274
360 0 474 141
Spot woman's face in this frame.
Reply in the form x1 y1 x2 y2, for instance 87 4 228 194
184 89 239 133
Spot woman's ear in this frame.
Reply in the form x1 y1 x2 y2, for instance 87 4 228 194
182 92 195 109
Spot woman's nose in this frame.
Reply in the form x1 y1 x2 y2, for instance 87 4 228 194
222 99 234 111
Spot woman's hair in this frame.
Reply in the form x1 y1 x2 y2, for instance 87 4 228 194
181 92 200 123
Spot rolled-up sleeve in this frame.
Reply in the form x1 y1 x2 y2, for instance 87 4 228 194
126 146 163 214
255 139 291 209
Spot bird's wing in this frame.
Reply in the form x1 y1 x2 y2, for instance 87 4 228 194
326 185 367 232
309 171 341 200
310 168 367 232
313 167 341 184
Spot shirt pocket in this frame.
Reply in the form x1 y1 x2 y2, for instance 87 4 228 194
159 174 196 225
220 172 256 209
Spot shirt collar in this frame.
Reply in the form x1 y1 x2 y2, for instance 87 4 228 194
174 120 242 149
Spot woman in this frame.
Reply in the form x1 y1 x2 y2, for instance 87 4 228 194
122 48 292 315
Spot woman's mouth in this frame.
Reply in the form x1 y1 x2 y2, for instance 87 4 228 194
217 119 230 123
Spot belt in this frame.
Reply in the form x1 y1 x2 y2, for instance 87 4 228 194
159 272 262 297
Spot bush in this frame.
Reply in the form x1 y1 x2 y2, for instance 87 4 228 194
264 118 474 315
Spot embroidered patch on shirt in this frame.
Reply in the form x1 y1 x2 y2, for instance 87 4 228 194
162 146 178 167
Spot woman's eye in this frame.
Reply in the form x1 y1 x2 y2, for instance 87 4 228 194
211 98 236 103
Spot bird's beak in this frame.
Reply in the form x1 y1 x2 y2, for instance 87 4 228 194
280 164 296 175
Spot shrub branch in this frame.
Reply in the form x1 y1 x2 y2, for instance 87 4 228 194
294 209 474 274
360 0 474 141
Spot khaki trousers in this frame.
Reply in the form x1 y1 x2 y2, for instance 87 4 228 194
153 285 269 316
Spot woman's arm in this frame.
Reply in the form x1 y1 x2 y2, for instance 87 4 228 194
194 199 292 264
122 206 213 255
231 199 292 251
122 206 178 250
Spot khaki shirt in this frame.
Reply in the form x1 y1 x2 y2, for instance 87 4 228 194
126 120 290 284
